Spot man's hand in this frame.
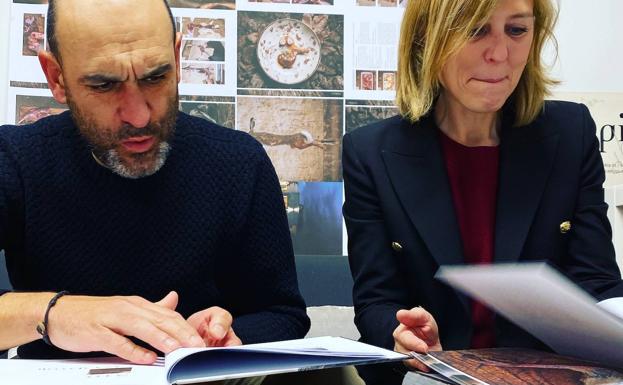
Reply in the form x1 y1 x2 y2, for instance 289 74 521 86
187 307 241 347
393 307 443 372
47 291 205 364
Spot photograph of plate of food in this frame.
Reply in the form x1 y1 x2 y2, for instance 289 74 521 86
256 18 321 85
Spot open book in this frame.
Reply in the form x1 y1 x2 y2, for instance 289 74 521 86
436 262 623 368
409 348 623 385
0 337 407 385
164 336 406 384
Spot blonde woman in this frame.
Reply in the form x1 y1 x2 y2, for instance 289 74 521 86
342 0 623 383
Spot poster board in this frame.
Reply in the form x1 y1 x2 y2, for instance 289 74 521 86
5 1 623 260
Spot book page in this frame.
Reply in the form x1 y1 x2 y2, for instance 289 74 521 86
597 297 623 320
165 336 406 384
436 263 623 368
411 352 487 385
0 357 165 385
425 348 623 385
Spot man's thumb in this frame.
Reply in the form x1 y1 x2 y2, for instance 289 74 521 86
156 291 179 310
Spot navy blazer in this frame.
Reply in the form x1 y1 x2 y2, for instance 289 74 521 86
343 101 623 383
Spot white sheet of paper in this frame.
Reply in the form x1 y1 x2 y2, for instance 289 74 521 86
0 357 165 385
597 297 623 320
436 262 623 368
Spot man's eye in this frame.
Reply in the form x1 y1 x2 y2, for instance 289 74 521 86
88 82 115 92
143 74 166 84
507 26 529 37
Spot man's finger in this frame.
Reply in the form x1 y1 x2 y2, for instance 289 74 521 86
119 318 188 354
207 328 242 347
207 307 233 340
155 291 179 310
151 317 204 349
208 319 228 340
223 329 242 347
103 298 204 349
188 307 233 341
99 328 157 365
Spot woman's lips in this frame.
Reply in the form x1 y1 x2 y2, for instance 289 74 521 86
474 77 507 83
120 136 156 153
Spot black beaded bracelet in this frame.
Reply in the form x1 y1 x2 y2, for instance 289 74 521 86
36 290 69 346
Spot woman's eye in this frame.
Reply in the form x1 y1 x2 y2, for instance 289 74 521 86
507 26 529 37
470 26 488 39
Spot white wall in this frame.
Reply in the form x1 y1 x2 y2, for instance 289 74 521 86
550 0 623 93
549 1 623 271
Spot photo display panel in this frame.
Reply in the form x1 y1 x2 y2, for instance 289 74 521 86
7 1 623 260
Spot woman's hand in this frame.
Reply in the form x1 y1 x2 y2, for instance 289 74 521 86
393 307 443 371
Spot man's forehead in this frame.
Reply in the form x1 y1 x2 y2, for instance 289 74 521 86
54 0 175 75
55 0 172 50
56 0 169 22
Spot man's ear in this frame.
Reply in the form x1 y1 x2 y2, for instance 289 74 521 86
174 32 182 84
38 50 67 104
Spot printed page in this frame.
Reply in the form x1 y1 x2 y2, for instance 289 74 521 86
412 352 488 385
165 336 406 384
436 263 623 368
422 348 623 385
0 356 166 385
166 335 405 367
343 6 404 101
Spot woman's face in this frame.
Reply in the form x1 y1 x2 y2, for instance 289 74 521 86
439 0 535 114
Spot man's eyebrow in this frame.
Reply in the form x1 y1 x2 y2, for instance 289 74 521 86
139 64 173 80
79 73 123 84
78 64 173 84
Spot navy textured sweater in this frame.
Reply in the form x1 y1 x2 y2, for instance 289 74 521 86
0 111 309 358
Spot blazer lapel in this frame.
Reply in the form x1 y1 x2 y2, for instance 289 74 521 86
381 116 464 268
495 118 559 263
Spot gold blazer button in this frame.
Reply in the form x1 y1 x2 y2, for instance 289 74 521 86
560 221 571 234
391 242 403 252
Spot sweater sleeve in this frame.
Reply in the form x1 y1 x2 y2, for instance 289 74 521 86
223 144 310 343
0 133 21 359
0 138 11 254
0 133 22 291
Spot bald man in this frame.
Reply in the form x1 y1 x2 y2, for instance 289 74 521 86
0 0 309 363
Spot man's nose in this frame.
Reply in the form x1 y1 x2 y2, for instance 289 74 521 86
118 83 151 128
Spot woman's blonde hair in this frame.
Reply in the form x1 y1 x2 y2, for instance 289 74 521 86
395 0 558 126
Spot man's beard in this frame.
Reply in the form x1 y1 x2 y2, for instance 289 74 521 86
67 93 178 179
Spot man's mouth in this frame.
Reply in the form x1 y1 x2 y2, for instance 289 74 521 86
120 136 156 154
